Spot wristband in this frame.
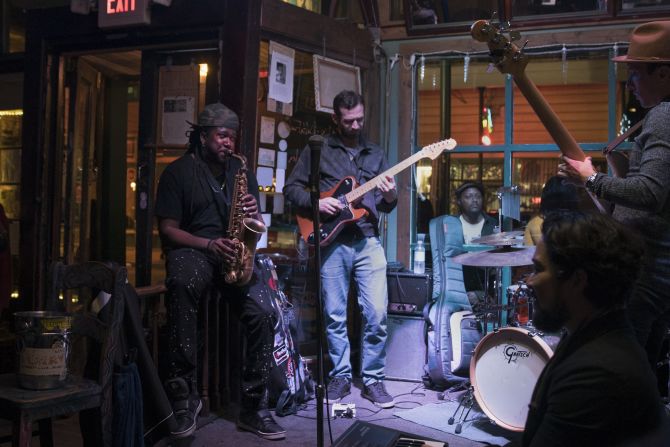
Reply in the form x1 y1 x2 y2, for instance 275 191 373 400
206 239 214 250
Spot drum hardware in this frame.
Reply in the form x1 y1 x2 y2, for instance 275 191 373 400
453 248 534 334
448 385 477 434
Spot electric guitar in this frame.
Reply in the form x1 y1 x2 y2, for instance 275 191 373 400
471 19 608 213
297 138 457 246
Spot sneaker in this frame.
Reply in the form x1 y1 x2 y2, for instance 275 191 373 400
165 377 202 438
237 409 286 440
325 376 351 404
362 381 395 408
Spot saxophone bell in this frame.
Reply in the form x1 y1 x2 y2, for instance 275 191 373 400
243 217 267 235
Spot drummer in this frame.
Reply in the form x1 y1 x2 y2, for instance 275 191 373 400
521 211 667 446
454 182 497 307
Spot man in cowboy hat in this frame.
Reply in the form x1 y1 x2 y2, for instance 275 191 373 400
558 21 670 396
155 103 286 440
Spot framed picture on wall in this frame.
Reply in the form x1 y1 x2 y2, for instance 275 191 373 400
313 55 361 114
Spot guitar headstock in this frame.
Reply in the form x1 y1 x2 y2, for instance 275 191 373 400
421 138 457 160
471 19 528 78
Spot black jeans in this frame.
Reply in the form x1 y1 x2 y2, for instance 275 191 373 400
164 248 277 411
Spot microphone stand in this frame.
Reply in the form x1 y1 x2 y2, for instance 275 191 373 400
309 145 325 447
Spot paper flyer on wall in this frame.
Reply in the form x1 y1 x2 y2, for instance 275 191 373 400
269 51 294 104
161 96 194 145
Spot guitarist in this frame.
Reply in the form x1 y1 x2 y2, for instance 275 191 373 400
285 90 398 408
559 21 670 396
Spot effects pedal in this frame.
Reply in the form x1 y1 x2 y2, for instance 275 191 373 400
331 403 356 419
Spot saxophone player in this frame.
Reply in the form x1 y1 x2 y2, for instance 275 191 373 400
155 103 285 440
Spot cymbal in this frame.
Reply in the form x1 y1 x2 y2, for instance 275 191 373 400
453 246 535 267
471 230 524 246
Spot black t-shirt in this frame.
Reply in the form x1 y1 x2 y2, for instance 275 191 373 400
155 152 260 251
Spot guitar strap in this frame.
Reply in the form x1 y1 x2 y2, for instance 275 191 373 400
602 120 642 156
586 121 643 215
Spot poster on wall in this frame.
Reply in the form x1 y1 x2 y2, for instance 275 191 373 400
269 51 294 104
260 116 275 144
258 148 276 168
161 96 194 145
267 41 295 116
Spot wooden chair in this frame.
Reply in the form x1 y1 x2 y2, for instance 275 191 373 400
0 261 125 447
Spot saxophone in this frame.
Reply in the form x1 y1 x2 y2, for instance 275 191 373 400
223 153 267 286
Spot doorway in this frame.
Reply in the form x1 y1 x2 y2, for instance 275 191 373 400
56 47 219 293
58 51 140 291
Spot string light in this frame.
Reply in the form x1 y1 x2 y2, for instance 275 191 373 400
561 45 568 84
419 55 426 82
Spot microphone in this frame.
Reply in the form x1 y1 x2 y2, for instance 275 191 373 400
308 135 324 194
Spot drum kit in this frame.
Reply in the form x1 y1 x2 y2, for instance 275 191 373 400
448 230 562 433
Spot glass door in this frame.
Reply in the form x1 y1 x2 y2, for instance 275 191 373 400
61 58 101 266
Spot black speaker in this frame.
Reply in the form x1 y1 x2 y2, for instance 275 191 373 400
385 314 426 382
386 270 432 315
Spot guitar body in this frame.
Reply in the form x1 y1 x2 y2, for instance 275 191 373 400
296 176 368 246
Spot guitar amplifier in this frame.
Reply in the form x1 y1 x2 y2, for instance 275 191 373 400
386 270 432 315
385 315 426 382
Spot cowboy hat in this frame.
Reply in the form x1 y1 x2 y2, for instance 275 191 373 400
612 21 670 63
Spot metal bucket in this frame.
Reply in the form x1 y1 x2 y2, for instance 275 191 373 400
14 311 73 390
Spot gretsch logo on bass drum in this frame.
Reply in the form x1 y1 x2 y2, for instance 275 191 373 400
503 344 531 363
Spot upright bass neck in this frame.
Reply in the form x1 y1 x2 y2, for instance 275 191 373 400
512 74 586 161
471 19 609 213
471 19 586 161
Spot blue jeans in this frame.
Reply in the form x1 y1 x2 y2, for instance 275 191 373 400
321 236 388 386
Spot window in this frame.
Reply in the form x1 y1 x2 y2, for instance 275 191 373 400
513 57 610 143
281 0 322 13
511 0 606 19
403 0 666 34
413 49 636 250
621 0 670 13
1 0 26 53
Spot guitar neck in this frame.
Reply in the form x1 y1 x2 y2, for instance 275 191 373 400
514 73 586 161
344 150 427 203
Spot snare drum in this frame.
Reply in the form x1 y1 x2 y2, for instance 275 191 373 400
470 327 561 431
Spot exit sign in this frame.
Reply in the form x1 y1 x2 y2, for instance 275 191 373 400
98 0 150 28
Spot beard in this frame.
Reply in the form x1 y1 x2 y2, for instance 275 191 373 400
532 299 569 332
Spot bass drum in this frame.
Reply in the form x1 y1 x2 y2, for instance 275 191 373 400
470 327 561 432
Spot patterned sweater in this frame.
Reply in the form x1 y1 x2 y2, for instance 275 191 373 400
592 101 670 278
